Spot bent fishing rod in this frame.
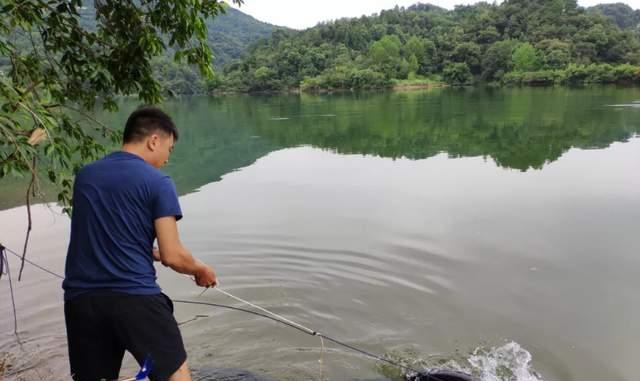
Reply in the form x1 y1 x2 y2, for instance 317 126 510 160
1 243 477 381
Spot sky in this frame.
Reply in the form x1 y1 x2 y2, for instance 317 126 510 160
229 0 640 30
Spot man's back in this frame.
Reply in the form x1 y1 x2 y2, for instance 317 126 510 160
63 107 214 381
63 150 182 300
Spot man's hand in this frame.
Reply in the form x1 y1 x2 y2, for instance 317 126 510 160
194 262 217 288
152 246 161 262
155 216 218 288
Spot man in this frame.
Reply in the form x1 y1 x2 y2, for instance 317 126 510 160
63 107 216 381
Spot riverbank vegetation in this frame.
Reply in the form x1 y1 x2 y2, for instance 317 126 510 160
3 1 637 95
216 1 640 91
503 63 640 85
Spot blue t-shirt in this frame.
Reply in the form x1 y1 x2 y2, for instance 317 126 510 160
63 151 182 301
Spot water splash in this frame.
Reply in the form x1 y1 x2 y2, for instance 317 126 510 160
467 342 543 381
377 342 543 381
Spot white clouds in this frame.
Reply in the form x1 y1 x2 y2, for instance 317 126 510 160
230 0 639 30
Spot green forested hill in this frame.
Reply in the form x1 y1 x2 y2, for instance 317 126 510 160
217 0 640 92
207 7 282 68
83 3 280 67
587 3 640 29
4 1 637 95
152 5 284 94
1 2 281 94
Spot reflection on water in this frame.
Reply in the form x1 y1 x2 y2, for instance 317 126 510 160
2 87 640 209
161 87 640 190
1 87 639 381
250 88 640 171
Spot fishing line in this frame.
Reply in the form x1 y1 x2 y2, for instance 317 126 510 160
171 298 426 377
173 299 329 381
0 244 19 336
2 244 64 280
319 335 326 381
0 243 459 381
214 287 319 335
191 283 427 375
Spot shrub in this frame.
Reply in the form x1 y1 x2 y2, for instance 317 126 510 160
300 67 390 91
443 63 473 85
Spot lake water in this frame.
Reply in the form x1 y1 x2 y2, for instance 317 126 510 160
1 87 639 381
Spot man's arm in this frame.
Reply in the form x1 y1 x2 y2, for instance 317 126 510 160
155 216 217 287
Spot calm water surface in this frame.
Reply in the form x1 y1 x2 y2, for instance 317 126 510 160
1 87 639 381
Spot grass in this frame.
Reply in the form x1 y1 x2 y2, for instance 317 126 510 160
1 353 9 380
0 352 61 381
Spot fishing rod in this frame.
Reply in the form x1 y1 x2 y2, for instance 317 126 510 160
177 285 478 381
174 296 423 374
0 243 478 381
171 298 477 381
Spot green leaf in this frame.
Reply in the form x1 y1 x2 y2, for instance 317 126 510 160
44 143 54 157
48 170 57 183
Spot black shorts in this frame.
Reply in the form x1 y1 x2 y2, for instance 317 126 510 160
64 291 187 381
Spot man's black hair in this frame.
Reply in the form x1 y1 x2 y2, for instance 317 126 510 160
123 106 179 143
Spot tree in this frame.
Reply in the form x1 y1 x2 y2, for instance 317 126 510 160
368 35 402 78
420 39 437 74
397 58 410 80
0 0 242 276
405 36 426 63
512 43 541 72
443 63 473 85
476 26 500 44
588 3 640 30
252 66 279 91
482 40 517 81
408 54 420 78
369 35 402 64
537 39 571 69
573 41 597 64
450 42 482 75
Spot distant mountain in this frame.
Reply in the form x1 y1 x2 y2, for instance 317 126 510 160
208 6 284 68
8 2 285 94
587 3 640 30
77 3 283 68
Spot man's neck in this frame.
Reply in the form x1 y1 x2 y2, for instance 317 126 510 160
121 144 149 163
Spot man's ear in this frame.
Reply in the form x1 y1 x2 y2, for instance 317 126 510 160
147 134 159 152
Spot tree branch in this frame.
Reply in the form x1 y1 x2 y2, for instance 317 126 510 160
61 104 116 135
18 157 36 281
